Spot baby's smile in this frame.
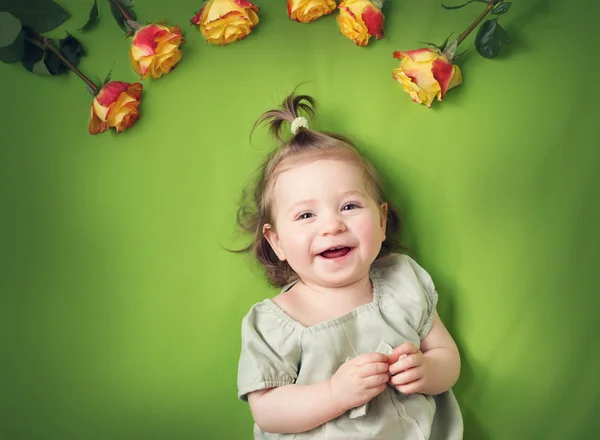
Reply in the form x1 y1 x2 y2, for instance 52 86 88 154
318 246 354 260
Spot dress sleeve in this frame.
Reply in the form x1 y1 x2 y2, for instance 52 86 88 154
375 254 439 340
237 301 302 401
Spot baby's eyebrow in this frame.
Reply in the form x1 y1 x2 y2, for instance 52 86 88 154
286 199 316 215
285 190 367 214
341 190 367 198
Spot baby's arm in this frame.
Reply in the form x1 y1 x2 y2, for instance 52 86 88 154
248 381 343 434
248 352 390 434
388 313 461 395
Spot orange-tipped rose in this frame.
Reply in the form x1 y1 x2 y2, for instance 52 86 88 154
129 24 184 80
392 48 462 108
89 81 143 135
190 0 259 45
337 0 384 47
288 0 336 23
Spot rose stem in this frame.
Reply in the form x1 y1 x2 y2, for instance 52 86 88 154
26 27 99 93
109 0 134 22
456 0 502 46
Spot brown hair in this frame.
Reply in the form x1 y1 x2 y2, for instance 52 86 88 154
236 92 404 287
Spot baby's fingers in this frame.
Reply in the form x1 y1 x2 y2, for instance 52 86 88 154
354 352 388 366
391 342 418 359
389 366 423 387
365 373 391 389
389 353 423 375
360 361 390 378
394 379 424 395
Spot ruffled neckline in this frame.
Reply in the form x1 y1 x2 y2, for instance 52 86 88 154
261 267 383 333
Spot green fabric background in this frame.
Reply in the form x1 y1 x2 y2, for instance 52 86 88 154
2 0 599 438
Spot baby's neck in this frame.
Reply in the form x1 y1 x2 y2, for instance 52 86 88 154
273 274 374 327
297 274 373 305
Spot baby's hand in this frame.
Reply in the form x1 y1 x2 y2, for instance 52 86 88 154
329 352 390 413
387 342 428 394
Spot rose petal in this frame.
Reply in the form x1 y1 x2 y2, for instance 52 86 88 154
107 93 139 129
156 26 183 47
131 26 183 79
431 57 454 100
288 0 336 22
115 106 140 133
125 83 143 101
337 5 369 46
89 104 108 134
131 24 162 57
362 4 383 39
197 0 259 45
203 11 254 44
190 6 205 25
448 65 463 91
96 81 130 107
393 48 436 63
204 0 242 22
233 0 259 11
340 4 357 21
135 55 154 78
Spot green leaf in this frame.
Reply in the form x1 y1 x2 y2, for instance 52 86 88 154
0 11 25 63
32 56 52 75
38 32 84 74
442 39 458 60
475 18 511 58
419 41 442 52
0 31 24 63
441 0 475 10
492 1 512 15
102 67 113 86
452 49 469 62
109 0 137 33
0 0 70 33
497 22 511 42
21 32 85 76
0 11 21 47
438 34 452 52
79 0 99 31
59 32 85 65
22 38 50 74
419 34 453 53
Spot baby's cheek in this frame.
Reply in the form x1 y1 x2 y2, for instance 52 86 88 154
281 230 311 258
356 216 381 242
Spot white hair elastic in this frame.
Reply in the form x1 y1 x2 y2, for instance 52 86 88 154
291 116 309 135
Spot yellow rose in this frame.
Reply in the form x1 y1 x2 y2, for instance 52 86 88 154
129 24 184 80
288 0 336 23
89 81 143 135
337 0 384 47
190 0 259 45
392 48 463 108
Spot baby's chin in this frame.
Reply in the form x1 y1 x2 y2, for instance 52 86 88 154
309 268 372 289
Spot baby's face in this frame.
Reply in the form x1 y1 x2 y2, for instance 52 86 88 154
263 159 387 288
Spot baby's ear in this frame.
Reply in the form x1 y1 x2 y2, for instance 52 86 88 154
380 203 388 237
263 223 286 261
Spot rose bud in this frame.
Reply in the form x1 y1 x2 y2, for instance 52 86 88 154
337 0 384 47
190 0 259 45
89 81 143 135
392 48 463 108
129 24 184 80
288 0 336 23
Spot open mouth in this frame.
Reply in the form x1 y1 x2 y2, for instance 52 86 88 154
319 246 353 259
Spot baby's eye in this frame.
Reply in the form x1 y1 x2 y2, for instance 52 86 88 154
297 212 314 220
342 203 360 211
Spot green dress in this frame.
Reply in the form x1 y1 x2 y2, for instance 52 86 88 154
237 254 463 439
